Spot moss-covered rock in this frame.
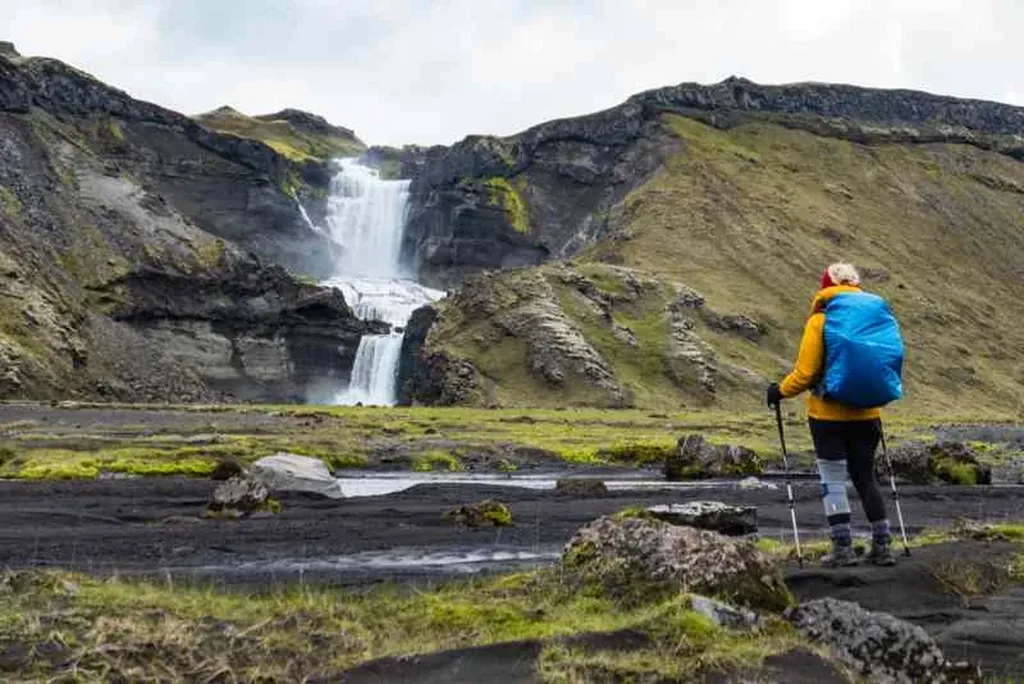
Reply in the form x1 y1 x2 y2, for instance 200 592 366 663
882 442 992 485
561 514 792 611
665 434 763 480
443 500 513 527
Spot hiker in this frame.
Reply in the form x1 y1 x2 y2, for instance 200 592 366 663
766 263 901 567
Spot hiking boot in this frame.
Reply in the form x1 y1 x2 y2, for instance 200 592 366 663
868 539 896 567
819 541 859 568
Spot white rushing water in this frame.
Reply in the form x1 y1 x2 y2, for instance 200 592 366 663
316 159 442 406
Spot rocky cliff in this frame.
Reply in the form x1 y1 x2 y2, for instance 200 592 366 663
404 77 1024 289
0 45 374 401
401 79 1024 413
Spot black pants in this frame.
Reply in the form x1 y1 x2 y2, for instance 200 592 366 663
809 418 888 523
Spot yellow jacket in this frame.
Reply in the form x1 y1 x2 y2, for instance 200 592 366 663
779 285 882 421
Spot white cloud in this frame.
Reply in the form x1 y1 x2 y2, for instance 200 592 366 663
6 0 1024 146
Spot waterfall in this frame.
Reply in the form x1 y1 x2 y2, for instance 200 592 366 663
318 159 442 406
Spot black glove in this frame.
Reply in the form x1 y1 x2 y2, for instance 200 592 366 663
766 383 783 409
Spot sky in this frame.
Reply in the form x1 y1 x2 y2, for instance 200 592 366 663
6 0 1024 147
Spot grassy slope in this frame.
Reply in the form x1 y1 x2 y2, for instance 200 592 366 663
430 115 1024 417
607 115 1024 416
195 107 365 161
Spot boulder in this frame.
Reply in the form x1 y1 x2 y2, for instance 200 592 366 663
664 434 762 480
555 478 609 496
881 442 991 485
787 598 962 683
443 500 512 527
250 453 344 499
206 474 270 517
561 514 791 610
646 501 757 536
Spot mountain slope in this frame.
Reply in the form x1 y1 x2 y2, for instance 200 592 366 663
401 81 1024 416
0 45 372 401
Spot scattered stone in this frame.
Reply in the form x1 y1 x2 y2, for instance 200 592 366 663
688 595 759 630
561 514 791 610
646 501 757 536
738 476 778 490
250 453 344 499
787 598 962 683
665 434 762 480
443 500 512 527
210 458 245 481
881 442 991 485
555 478 609 496
206 474 270 517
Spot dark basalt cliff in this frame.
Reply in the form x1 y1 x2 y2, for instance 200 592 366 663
0 46 372 402
404 77 1024 288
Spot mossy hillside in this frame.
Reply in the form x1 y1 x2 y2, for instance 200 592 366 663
606 114 1024 416
425 114 1024 416
195 107 365 162
0 568 821 682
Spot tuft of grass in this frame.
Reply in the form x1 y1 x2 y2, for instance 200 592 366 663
0 568 822 682
412 449 465 472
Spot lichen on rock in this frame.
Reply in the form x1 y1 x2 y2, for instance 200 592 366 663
560 513 792 610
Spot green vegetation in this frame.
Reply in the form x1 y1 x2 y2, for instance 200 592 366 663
443 500 513 527
0 566 820 682
3 403 1006 480
412 449 465 472
484 176 530 235
195 107 364 162
0 185 22 217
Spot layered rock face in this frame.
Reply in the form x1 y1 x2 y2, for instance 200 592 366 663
0 46 372 401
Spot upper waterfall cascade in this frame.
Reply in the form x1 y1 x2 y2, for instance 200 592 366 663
315 159 442 406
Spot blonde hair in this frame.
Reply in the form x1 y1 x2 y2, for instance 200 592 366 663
826 262 861 286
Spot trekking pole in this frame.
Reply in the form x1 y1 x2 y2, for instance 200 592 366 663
879 423 911 557
774 403 804 567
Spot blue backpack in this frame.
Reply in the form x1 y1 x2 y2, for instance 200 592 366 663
819 292 904 408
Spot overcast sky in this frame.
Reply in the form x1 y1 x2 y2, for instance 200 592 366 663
7 0 1024 147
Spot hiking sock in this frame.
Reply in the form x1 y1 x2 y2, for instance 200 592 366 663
817 458 851 521
871 519 892 545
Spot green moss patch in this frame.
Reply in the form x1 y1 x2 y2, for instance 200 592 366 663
484 176 530 235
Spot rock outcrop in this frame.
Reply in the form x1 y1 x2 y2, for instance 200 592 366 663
561 513 791 610
646 502 757 536
788 598 966 683
882 442 992 486
665 435 763 480
400 264 765 408
0 48 373 401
